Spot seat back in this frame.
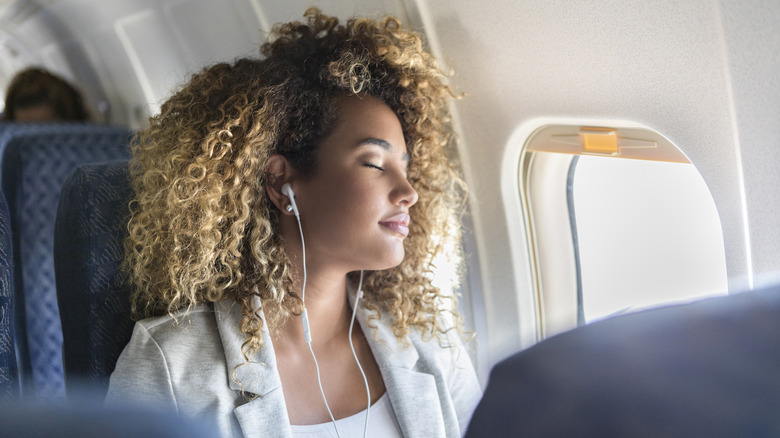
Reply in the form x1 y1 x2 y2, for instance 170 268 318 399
0 401 218 438
0 190 19 402
0 123 127 178
465 285 780 437
54 161 134 400
2 127 132 399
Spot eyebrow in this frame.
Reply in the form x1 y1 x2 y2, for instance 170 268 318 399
357 137 409 161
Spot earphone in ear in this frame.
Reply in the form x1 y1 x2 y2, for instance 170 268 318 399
281 183 300 217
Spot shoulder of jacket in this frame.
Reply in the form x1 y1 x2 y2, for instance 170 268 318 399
135 303 217 339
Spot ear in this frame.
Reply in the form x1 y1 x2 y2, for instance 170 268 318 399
265 154 296 215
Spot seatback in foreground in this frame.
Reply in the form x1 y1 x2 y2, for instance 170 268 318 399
466 285 780 437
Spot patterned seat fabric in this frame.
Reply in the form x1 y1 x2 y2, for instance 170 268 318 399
0 123 126 178
0 191 19 402
1 127 132 399
54 161 134 400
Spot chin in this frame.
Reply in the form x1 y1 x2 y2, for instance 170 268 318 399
389 248 407 267
371 250 406 271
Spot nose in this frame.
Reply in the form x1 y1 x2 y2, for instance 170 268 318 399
393 175 419 208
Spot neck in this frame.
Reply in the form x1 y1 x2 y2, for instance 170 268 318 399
276 215 361 347
280 263 356 347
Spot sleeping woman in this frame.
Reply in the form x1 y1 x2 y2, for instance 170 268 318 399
106 8 481 438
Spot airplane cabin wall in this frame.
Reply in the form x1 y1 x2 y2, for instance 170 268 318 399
718 0 780 285
409 0 780 364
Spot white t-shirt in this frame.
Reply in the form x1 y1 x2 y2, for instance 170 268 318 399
290 394 403 438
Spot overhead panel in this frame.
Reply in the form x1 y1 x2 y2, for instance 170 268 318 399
165 0 266 69
38 41 74 78
258 0 409 28
114 8 189 115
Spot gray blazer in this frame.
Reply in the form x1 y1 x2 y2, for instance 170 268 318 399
106 296 482 438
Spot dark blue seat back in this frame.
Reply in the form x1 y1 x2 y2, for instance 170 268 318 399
466 285 780 437
0 123 126 177
54 161 134 400
0 401 218 438
2 127 132 399
0 190 19 402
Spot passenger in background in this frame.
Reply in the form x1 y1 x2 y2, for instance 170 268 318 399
107 8 480 438
1 67 89 122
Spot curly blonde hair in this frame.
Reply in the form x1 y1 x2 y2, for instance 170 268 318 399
125 8 467 357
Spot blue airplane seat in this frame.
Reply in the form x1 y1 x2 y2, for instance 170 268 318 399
0 400 218 438
465 284 780 437
0 123 128 179
0 190 19 402
1 127 132 400
54 161 134 400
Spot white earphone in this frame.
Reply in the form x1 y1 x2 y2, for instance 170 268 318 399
281 183 299 217
281 182 371 438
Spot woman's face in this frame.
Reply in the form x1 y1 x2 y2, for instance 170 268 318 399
292 95 418 273
14 103 59 122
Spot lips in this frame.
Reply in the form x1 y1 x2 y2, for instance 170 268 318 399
379 213 410 237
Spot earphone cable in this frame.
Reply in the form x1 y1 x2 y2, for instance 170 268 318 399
349 270 371 438
307 341 342 438
294 208 341 438
297 210 307 309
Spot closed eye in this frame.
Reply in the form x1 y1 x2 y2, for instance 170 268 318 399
363 163 385 171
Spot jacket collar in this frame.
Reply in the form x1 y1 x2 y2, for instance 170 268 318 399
215 297 291 438
350 287 446 437
215 297 281 397
215 288 445 438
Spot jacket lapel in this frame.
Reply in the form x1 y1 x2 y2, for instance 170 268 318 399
215 298 292 438
354 291 446 437
381 366 445 437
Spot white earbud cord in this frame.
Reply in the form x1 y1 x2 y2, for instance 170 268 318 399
292 197 371 438
294 209 341 438
349 270 371 438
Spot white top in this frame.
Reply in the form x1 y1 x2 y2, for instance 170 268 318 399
290 394 402 438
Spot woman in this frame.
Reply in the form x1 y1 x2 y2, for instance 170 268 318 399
1 67 89 122
107 9 481 438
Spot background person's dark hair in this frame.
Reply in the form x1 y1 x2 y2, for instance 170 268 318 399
1 67 90 122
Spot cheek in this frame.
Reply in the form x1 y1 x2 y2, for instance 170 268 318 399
305 177 374 234
331 178 376 214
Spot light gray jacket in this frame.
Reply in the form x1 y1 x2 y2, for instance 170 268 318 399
106 296 482 438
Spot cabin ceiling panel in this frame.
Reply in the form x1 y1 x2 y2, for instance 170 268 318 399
38 41 73 78
4 8 59 54
49 0 165 33
82 25 142 126
114 8 190 115
165 0 266 69
257 0 409 27
0 35 35 77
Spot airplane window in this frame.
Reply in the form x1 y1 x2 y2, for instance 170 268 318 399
570 155 727 323
521 125 728 337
